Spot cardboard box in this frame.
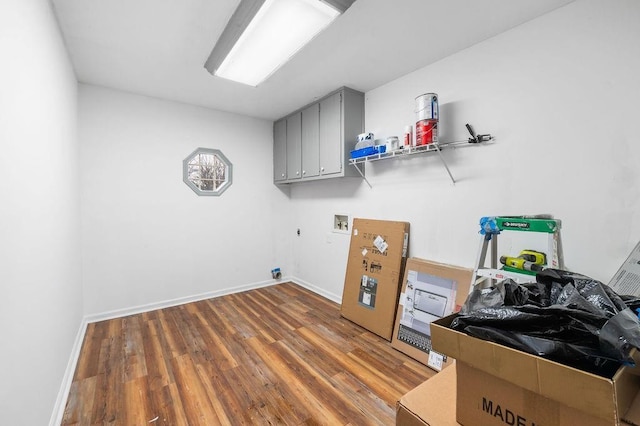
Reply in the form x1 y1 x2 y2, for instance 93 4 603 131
391 258 473 371
455 362 616 426
431 314 640 425
340 218 409 340
396 364 459 426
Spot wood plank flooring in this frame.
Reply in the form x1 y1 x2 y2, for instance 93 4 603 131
62 282 434 425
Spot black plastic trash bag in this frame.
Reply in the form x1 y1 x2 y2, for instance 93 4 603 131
452 269 640 377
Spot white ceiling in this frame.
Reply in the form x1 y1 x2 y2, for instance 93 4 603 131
52 0 574 121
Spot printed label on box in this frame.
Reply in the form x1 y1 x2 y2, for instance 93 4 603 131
609 240 640 296
402 232 409 257
358 275 377 309
373 235 388 254
369 261 382 273
397 269 458 353
427 350 444 371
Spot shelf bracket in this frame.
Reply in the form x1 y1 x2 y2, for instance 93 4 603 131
351 163 372 188
434 144 456 184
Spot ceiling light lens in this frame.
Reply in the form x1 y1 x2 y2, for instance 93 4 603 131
215 0 340 86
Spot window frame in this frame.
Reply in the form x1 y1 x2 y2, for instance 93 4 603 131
182 148 233 196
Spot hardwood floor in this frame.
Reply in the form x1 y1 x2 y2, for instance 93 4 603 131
62 282 434 425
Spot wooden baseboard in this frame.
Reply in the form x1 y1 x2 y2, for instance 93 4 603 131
49 318 88 426
84 278 280 324
290 277 342 304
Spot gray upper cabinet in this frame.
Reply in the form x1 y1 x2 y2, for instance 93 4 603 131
301 103 320 178
286 112 302 180
273 87 364 184
319 92 342 176
273 119 287 182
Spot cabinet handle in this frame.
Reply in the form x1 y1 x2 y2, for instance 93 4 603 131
281 173 285 178
296 171 300 175
302 170 306 175
321 167 325 172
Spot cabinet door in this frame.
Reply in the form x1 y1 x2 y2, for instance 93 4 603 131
319 92 342 176
301 103 320 178
273 119 287 182
286 112 302 180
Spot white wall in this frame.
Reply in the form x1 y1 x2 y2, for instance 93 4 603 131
1 0 637 420
79 85 292 315
0 1 82 425
290 0 640 299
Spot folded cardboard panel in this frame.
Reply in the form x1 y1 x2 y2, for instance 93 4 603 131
396 365 459 426
391 258 473 371
340 218 409 341
431 314 640 424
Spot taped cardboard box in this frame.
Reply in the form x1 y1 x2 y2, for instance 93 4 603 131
391 258 473 371
431 314 640 425
396 364 459 426
340 218 409 341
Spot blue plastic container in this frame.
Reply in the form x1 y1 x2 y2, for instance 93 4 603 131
351 145 386 159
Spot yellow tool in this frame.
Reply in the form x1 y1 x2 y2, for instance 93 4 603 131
499 249 547 272
518 250 547 265
500 256 544 272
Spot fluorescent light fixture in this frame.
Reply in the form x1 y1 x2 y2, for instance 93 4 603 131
205 0 354 87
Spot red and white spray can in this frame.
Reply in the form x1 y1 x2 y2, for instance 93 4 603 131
415 93 438 145
403 125 413 147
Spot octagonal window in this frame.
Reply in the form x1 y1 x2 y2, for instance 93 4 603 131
183 148 232 196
